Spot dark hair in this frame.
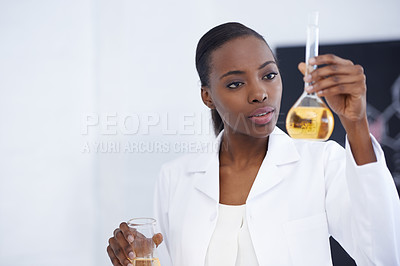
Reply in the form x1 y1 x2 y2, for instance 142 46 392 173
195 22 272 135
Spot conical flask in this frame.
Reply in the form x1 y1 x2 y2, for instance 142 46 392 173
286 11 334 140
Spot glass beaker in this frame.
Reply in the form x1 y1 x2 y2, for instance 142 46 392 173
127 218 161 266
286 11 334 140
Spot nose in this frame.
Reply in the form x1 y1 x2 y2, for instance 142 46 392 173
248 82 268 103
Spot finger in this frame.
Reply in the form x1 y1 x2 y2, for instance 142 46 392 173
315 82 365 97
113 228 121 237
305 64 364 83
116 229 136 261
305 74 362 94
298 62 317 77
309 54 354 67
119 222 135 244
123 222 149 241
109 237 133 266
107 245 124 266
152 233 163 247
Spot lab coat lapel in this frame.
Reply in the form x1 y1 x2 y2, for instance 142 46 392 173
247 127 300 202
247 159 282 202
190 127 300 202
189 132 223 203
192 152 220 202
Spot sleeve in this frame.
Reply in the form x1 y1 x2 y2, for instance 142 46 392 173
325 134 400 265
153 164 173 266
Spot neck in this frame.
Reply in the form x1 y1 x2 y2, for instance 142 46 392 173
219 128 269 168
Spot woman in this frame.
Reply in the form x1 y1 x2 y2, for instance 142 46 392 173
107 22 400 266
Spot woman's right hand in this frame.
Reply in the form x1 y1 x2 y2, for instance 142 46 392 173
107 222 163 266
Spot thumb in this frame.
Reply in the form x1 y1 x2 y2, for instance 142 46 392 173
298 62 307 75
152 233 163 247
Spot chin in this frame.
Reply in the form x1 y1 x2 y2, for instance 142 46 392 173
251 126 275 138
237 122 276 139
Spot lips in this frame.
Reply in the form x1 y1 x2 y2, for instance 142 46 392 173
248 106 275 118
248 106 275 125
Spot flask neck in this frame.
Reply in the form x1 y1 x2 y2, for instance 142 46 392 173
295 90 328 108
305 11 319 77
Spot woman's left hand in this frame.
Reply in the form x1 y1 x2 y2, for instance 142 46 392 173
298 54 367 124
299 54 377 165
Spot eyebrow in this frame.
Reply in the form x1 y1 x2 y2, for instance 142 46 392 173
219 60 276 80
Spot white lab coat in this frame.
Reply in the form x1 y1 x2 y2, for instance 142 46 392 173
153 127 400 266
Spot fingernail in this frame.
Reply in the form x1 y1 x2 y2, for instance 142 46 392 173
127 264 133 266
128 251 135 259
127 235 134 243
305 85 313 92
304 75 312 82
309 57 316 64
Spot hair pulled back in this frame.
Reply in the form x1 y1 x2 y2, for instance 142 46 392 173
195 22 269 135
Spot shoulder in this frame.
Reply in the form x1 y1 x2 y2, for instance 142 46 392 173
295 139 345 166
159 133 222 177
158 151 215 179
295 138 343 155
271 127 345 163
160 153 205 172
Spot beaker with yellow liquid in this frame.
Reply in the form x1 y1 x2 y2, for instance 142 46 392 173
127 218 161 266
286 11 334 141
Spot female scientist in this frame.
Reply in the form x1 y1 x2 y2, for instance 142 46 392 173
107 22 400 266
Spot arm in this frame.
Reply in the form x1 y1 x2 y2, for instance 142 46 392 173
340 116 376 165
324 133 400 265
300 54 400 264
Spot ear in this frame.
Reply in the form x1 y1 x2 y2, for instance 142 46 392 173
201 86 215 109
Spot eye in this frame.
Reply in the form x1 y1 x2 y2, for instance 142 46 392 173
226 81 244 89
263 72 278 80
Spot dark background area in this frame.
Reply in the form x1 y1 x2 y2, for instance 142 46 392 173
275 40 400 265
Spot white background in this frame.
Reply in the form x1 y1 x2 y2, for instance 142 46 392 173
0 0 399 265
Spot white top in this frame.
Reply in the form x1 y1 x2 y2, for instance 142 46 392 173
205 204 259 266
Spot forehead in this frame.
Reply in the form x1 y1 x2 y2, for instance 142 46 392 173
209 36 275 75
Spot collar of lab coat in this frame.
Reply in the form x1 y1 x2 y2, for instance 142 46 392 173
188 126 301 202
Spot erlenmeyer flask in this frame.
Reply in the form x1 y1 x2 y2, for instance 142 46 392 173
286 11 334 140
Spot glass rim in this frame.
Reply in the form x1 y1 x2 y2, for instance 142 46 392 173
127 217 156 227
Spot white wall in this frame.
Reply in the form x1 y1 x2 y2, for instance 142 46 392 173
0 0 399 265
0 0 95 265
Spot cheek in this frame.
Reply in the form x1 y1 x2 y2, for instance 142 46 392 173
270 81 283 104
213 89 246 116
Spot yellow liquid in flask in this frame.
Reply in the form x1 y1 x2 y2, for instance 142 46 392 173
286 106 334 140
131 258 161 266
